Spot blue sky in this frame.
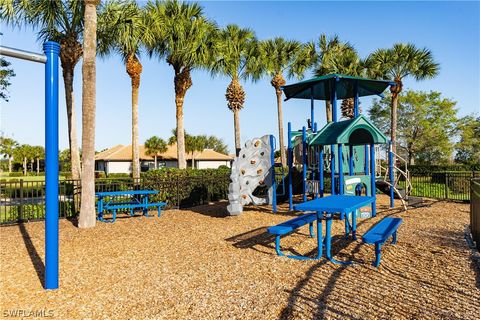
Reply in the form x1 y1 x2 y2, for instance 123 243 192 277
0 1 479 153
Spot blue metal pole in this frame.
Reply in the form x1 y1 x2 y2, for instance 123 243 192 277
44 41 60 290
331 80 338 123
354 80 359 118
370 143 376 217
302 126 307 202
388 141 395 208
338 144 344 194
310 87 315 131
319 147 324 197
270 135 277 213
364 145 369 175
348 145 354 175
330 145 335 195
287 122 293 210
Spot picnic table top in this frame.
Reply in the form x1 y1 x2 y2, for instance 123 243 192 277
95 190 158 197
293 195 375 213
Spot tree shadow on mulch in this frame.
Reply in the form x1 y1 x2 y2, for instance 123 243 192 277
18 223 45 288
278 242 365 320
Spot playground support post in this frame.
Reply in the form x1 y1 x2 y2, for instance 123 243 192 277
0 42 60 290
302 126 307 202
388 141 395 208
319 147 324 197
269 135 277 213
370 143 376 217
353 80 359 118
330 145 335 195
310 87 315 132
348 145 354 175
338 144 344 194
331 78 338 123
287 122 293 210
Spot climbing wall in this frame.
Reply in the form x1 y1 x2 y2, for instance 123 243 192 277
227 135 274 215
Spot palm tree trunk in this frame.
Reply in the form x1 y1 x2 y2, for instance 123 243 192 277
175 94 186 169
8 157 12 173
23 157 26 176
62 66 82 181
154 155 157 169
275 88 287 166
233 109 241 156
325 100 332 123
79 0 99 229
36 158 39 175
126 54 142 181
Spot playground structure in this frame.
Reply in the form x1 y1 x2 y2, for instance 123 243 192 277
0 43 60 289
227 135 283 215
283 74 418 212
227 74 417 215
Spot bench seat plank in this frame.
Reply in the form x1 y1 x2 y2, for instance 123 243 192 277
267 213 317 235
363 217 403 244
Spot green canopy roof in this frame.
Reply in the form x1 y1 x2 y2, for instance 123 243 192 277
281 74 394 101
309 115 388 146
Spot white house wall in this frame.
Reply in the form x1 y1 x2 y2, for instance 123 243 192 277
106 161 132 174
196 160 231 169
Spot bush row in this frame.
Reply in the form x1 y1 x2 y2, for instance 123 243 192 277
408 164 480 174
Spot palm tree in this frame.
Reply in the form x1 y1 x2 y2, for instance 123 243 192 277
366 43 440 154
2 0 83 180
0 137 18 173
314 36 365 119
260 38 316 166
144 0 218 169
145 136 167 169
186 135 206 168
212 24 261 156
315 34 361 121
98 0 147 182
79 0 99 229
32 146 44 174
13 144 30 175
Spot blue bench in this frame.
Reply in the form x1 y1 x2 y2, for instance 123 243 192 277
105 202 167 222
267 213 317 258
362 217 403 267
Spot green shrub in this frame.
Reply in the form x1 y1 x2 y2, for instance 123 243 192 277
107 173 131 178
8 172 23 177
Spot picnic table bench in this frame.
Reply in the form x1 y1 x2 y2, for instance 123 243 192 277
96 190 167 223
362 217 403 267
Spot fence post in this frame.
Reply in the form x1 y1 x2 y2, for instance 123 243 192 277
19 179 24 222
445 172 449 200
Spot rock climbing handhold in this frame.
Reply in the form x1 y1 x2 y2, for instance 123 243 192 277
250 160 256 165
257 169 263 174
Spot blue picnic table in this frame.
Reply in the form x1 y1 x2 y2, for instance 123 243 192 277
96 190 166 223
290 195 375 264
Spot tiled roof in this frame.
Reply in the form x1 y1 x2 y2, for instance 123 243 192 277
95 144 233 161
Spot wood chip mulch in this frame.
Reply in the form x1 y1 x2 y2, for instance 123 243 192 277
1 195 479 319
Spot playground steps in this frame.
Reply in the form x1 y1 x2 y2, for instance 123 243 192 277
375 179 406 199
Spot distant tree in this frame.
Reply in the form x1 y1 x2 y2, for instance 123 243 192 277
13 144 31 175
144 0 218 169
31 146 44 174
0 137 18 173
145 136 167 169
0 55 15 102
366 43 440 156
455 115 480 165
186 135 207 168
369 90 457 165
59 149 71 172
260 38 316 166
212 24 261 155
204 135 229 155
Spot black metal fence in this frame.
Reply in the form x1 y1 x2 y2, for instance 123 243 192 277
0 175 230 225
471 178 480 251
400 171 478 202
0 171 478 224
